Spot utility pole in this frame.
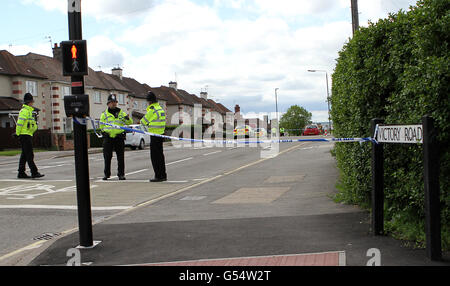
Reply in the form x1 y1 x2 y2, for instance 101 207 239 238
351 0 359 36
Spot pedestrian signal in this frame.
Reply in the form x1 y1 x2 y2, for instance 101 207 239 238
61 40 88 76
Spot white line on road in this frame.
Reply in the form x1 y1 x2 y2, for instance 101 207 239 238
125 169 149 176
98 168 149 180
0 205 130 210
0 179 73 182
95 179 150 183
203 151 222 156
166 157 193 166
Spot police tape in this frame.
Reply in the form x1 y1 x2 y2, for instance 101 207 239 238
73 117 375 144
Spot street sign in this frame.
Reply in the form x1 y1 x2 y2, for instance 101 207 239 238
376 124 423 144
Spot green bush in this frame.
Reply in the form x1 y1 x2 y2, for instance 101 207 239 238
331 0 449 249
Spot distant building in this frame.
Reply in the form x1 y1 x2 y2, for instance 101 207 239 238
0 46 232 149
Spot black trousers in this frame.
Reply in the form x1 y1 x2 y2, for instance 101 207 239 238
103 137 125 177
18 135 38 175
150 136 167 179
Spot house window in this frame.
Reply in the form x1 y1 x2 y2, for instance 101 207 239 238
142 102 147 110
118 94 125 105
63 117 73 134
94 91 101 104
63 86 71 96
26 81 37 96
133 101 138 109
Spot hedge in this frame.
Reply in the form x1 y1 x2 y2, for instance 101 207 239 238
331 0 449 249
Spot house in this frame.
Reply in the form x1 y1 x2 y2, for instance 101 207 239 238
150 83 194 126
0 50 47 129
107 68 168 123
15 45 132 149
1 46 234 148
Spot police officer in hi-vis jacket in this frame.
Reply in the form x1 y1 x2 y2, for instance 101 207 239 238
140 91 167 182
16 93 44 179
99 94 133 181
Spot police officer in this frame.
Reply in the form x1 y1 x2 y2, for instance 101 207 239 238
16 93 44 179
140 91 167 182
99 94 133 180
280 127 285 137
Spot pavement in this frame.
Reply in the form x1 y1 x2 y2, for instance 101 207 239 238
0 136 448 266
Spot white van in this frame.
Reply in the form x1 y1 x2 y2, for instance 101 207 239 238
124 124 150 150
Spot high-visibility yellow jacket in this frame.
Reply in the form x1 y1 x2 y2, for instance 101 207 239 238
99 108 132 138
140 102 166 135
16 104 38 136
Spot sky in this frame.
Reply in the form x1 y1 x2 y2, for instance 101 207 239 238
0 0 418 122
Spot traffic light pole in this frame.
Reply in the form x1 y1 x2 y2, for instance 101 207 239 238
68 0 93 248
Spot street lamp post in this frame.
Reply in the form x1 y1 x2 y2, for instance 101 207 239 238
275 88 279 122
308 69 331 133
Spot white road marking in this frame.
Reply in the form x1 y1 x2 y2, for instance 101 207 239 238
166 157 193 166
203 151 222 156
104 168 149 180
0 205 130 210
0 184 97 200
0 179 73 182
95 179 150 183
125 169 148 176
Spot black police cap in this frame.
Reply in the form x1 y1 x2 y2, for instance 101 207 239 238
108 94 118 103
146 91 157 103
23 93 34 103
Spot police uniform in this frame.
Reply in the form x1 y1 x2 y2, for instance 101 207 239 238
16 93 44 179
140 91 167 182
99 94 133 180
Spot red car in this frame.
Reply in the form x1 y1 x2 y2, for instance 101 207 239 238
302 124 320 136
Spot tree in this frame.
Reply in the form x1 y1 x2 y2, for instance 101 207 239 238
279 105 312 136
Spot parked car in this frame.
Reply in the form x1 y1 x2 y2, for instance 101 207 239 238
125 124 150 150
302 124 320 136
255 128 267 137
233 125 255 139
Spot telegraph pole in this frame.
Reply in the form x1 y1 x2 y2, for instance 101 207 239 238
67 0 93 248
351 0 359 36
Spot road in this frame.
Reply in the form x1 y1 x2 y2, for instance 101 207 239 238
0 136 309 259
2 135 447 266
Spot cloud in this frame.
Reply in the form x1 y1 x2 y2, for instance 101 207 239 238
20 0 158 21
0 43 52 57
15 0 418 118
86 35 129 71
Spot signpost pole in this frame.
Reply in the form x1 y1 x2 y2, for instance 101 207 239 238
371 118 384 235
68 0 93 247
422 115 441 260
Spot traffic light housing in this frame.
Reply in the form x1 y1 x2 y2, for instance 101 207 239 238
61 40 88 76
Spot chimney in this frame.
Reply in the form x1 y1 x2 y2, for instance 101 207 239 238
200 91 208 100
169 81 177 90
112 67 123 80
52 43 62 62
234 104 240 113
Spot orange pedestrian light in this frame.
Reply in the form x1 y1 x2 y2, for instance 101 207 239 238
61 40 88 76
71 45 77 59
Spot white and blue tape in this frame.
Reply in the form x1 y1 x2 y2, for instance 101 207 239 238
73 117 375 144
